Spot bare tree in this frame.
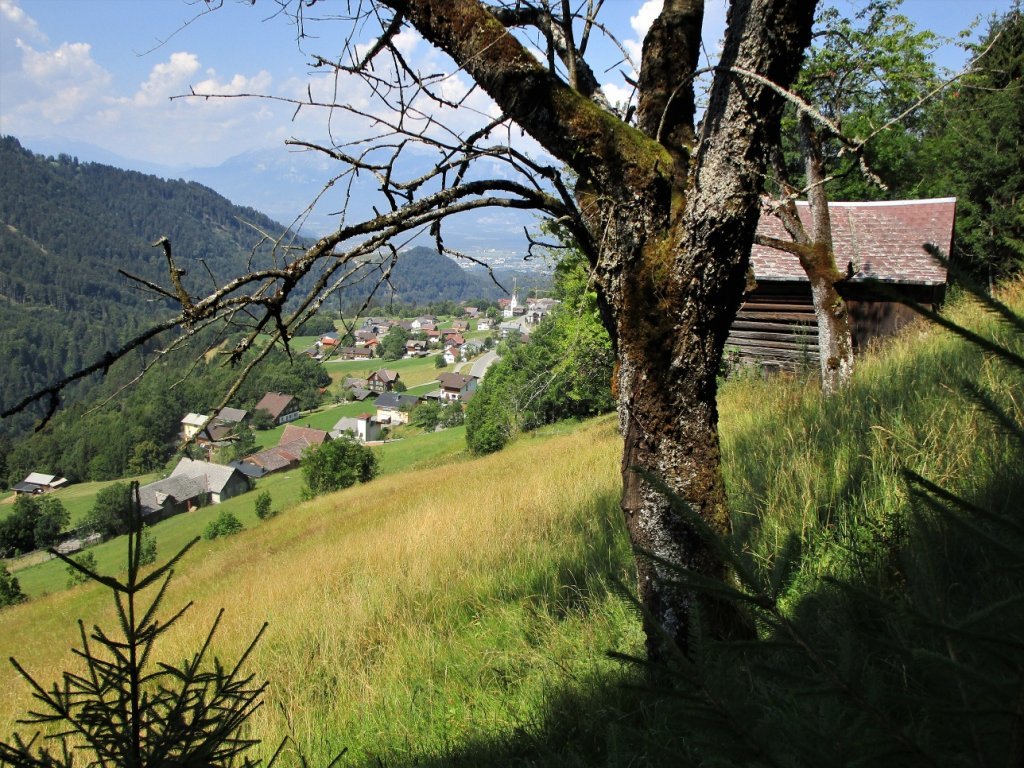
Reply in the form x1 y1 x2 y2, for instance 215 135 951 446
4 0 816 660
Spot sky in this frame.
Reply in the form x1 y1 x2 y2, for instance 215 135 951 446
0 0 1016 238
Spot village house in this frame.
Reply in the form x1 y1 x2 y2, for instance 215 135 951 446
411 315 437 330
477 318 493 331
451 319 470 332
436 372 478 402
216 407 248 424
526 298 561 325
180 412 210 441
12 472 69 496
374 392 421 425
443 346 461 365
354 329 376 345
242 425 330 474
194 406 250 448
319 332 341 347
499 320 526 339
340 346 373 360
405 339 428 356
367 368 401 393
462 307 480 319
732 198 957 370
138 457 249 523
330 413 383 443
254 392 301 426
461 340 484 357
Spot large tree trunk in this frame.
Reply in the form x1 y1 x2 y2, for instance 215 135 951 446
389 0 816 660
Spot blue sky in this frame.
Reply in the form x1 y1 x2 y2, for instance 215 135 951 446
2 0 1012 169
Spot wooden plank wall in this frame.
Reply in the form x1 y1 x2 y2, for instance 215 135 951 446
727 280 945 372
726 282 819 371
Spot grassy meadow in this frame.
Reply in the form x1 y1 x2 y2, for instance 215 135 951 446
0 281 1021 764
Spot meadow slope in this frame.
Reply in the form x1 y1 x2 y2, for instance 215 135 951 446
1 279 1021 765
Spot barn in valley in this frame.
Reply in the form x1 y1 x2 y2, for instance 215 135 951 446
728 198 957 370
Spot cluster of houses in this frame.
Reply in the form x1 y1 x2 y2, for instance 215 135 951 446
332 369 479 440
499 294 561 325
128 366 480 524
305 314 493 363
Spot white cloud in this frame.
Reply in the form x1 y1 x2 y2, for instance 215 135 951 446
624 0 663 70
1 0 43 41
133 51 200 106
12 40 112 123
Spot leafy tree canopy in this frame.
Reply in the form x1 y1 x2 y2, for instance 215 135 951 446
301 437 378 498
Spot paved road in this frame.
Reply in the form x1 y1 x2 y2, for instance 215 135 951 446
469 350 499 379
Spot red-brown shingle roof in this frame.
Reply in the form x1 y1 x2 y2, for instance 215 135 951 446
751 198 956 285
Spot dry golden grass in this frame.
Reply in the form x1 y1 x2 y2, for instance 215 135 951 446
0 415 635 762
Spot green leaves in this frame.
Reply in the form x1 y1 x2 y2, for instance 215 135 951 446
300 435 378 498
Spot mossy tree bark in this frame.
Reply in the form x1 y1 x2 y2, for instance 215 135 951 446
760 113 855 395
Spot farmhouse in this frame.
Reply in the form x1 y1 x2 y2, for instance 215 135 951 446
216 407 248 424
254 392 301 425
731 198 957 370
330 413 383 443
180 412 210 440
138 458 250 522
367 369 401 393
437 372 478 402
526 298 561 324
374 392 420 425
341 346 373 360
243 425 330 474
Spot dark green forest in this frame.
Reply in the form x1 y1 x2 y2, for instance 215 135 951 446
0 135 303 439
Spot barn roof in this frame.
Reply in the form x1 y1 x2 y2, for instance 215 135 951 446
751 198 956 286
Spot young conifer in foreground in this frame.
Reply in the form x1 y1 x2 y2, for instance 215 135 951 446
0 483 277 767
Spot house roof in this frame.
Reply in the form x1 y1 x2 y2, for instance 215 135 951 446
369 369 400 383
228 460 267 479
22 472 68 488
254 392 296 419
331 417 361 436
199 423 236 443
375 392 420 410
244 444 305 472
751 198 956 286
170 457 245 495
216 407 248 424
181 412 210 428
349 387 373 401
437 372 475 390
138 474 206 516
245 426 331 471
280 425 329 448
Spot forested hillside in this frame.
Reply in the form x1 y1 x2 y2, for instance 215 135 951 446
0 137 527 442
0 136 299 437
336 244 519 311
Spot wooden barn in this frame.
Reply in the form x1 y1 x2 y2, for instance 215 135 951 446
728 198 957 370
